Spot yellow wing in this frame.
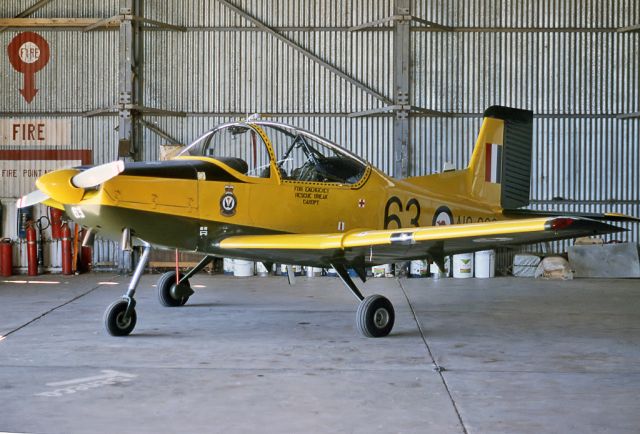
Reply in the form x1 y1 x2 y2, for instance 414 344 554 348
217 217 625 266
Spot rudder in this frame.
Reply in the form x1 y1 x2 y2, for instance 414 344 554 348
467 106 533 210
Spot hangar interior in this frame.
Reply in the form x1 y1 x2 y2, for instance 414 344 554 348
0 0 638 271
0 1 639 433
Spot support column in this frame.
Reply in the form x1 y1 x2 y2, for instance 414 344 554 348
393 0 411 179
118 0 143 160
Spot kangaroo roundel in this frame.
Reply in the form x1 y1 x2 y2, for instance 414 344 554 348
432 206 453 226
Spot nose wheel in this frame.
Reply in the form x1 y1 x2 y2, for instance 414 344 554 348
104 299 137 336
104 242 150 336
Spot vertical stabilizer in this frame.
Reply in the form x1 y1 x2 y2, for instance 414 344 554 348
467 106 533 210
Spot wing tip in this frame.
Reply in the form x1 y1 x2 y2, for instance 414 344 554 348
546 216 627 235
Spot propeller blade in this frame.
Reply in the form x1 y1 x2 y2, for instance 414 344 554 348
71 160 125 188
17 190 49 209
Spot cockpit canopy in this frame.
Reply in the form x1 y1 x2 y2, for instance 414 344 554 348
178 121 368 185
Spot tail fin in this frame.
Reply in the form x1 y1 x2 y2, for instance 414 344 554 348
467 106 533 210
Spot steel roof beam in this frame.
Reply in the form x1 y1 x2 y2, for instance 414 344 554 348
215 0 392 106
140 119 182 146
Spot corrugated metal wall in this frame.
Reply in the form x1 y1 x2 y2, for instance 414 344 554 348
0 1 120 270
410 0 640 269
0 0 638 272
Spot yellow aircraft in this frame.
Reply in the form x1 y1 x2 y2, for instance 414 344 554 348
17 106 638 338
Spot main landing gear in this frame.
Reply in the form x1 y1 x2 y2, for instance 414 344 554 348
104 250 215 336
332 264 395 338
157 255 214 307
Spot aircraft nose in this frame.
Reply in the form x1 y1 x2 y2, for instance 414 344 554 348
36 168 86 204
36 161 125 205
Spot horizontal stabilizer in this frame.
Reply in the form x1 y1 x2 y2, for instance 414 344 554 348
503 209 640 223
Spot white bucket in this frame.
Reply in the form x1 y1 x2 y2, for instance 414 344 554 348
305 267 322 277
474 250 495 278
452 253 474 278
223 258 234 275
256 262 270 276
409 260 429 277
372 264 392 277
429 257 450 278
233 259 255 277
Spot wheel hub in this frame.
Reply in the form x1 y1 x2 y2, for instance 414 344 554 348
373 307 389 329
115 311 131 329
171 282 194 300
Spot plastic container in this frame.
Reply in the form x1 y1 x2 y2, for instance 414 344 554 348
372 264 392 277
233 259 254 277
280 264 303 276
256 262 270 276
474 250 495 278
223 258 234 275
305 267 322 277
409 260 429 277
429 257 450 278
452 253 474 278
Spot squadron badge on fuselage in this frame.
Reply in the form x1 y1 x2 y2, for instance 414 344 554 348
220 185 237 217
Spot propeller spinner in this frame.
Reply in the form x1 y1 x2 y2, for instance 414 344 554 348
16 160 125 209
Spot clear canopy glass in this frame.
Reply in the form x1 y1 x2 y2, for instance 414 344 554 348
178 121 367 184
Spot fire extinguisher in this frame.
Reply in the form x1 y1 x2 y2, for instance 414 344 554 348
61 222 72 275
49 207 63 239
1 238 12 277
17 206 33 239
36 215 50 267
26 221 38 276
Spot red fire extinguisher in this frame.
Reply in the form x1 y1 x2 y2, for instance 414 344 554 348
1 238 12 277
61 222 72 275
49 207 63 239
26 221 38 276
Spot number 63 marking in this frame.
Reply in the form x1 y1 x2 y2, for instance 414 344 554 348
384 196 421 229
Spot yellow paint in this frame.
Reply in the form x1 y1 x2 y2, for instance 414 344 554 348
29 117 513 235
42 198 65 210
219 218 550 250
28 116 631 260
36 169 84 204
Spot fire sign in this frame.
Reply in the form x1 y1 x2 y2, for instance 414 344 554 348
7 32 51 104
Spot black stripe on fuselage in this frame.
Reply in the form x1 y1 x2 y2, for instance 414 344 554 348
121 160 245 183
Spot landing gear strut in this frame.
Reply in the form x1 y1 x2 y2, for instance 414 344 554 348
104 243 150 336
332 264 395 338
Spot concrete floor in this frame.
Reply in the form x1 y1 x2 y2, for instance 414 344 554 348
0 273 639 434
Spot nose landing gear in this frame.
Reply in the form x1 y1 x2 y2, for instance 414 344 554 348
104 242 150 336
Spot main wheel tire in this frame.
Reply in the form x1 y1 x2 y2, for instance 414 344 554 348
157 271 190 307
356 294 395 338
104 299 136 336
